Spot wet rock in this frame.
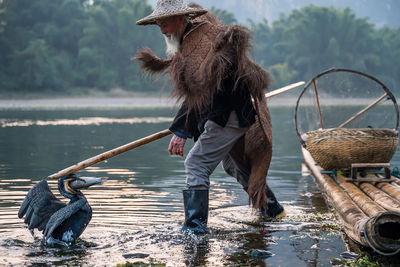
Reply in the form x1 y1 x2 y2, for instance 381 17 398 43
249 249 274 259
340 251 360 260
123 253 149 259
330 258 345 265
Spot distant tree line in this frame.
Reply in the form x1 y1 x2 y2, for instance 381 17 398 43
250 5 400 92
0 0 399 95
0 0 163 93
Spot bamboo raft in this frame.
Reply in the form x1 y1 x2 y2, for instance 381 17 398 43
302 147 400 255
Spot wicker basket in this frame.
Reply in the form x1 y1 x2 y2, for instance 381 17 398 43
305 128 399 170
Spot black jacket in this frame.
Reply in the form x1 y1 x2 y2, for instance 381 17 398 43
169 75 256 141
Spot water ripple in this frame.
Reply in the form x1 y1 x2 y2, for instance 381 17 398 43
0 117 173 128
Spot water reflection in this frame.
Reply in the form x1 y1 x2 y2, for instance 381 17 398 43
0 117 173 128
0 107 386 266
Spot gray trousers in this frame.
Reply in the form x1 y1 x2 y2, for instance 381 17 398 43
185 111 250 190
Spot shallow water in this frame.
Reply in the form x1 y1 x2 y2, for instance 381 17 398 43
0 106 398 266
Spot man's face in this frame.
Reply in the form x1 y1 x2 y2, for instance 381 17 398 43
156 16 185 37
157 16 186 56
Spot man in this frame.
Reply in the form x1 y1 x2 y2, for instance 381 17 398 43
134 0 285 233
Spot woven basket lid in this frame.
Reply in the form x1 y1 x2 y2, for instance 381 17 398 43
136 0 208 26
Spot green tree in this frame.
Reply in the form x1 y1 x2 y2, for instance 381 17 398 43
250 5 396 93
250 18 298 87
269 63 298 88
372 26 400 92
0 0 88 92
77 0 164 91
283 6 376 80
10 39 62 90
0 1 399 96
210 6 237 25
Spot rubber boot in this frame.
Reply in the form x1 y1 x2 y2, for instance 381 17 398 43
182 189 209 234
261 185 286 219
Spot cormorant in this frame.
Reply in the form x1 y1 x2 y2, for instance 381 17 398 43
18 174 106 247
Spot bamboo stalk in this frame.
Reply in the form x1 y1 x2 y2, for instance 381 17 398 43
338 93 388 128
336 174 385 217
48 129 172 179
312 80 324 129
302 147 368 246
393 179 400 187
264 81 305 98
359 182 400 213
376 182 400 202
303 147 400 255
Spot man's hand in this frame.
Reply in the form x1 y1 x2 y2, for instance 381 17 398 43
168 134 186 157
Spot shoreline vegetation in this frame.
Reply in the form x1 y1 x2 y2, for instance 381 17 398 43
1 0 399 98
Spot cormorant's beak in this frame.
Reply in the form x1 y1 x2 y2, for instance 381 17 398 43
69 177 108 190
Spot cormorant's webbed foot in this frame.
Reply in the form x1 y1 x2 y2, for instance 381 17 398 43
43 237 70 248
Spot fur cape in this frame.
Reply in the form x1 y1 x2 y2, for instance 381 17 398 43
133 12 273 211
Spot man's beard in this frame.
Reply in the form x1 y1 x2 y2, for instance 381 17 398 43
164 34 180 57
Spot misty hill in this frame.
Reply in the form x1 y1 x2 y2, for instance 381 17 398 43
148 0 400 28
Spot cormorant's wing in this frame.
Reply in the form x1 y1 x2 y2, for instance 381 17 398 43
18 180 66 231
43 198 88 239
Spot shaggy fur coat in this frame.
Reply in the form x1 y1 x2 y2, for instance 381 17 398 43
134 11 273 211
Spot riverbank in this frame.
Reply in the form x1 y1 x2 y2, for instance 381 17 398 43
0 96 303 109
0 96 175 109
0 88 176 109
0 95 388 109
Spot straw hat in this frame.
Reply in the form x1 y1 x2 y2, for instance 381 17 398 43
136 0 208 26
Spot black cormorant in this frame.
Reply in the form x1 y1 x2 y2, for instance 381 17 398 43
18 174 106 246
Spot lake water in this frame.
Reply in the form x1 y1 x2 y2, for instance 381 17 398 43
0 105 398 266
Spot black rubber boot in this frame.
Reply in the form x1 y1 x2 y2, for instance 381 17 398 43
182 189 209 234
261 185 286 219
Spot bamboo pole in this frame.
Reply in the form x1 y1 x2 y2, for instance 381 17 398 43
338 93 388 128
336 174 385 217
312 80 324 129
376 182 400 202
264 81 305 98
302 147 369 246
303 147 400 255
393 179 400 187
48 129 172 179
358 182 400 213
